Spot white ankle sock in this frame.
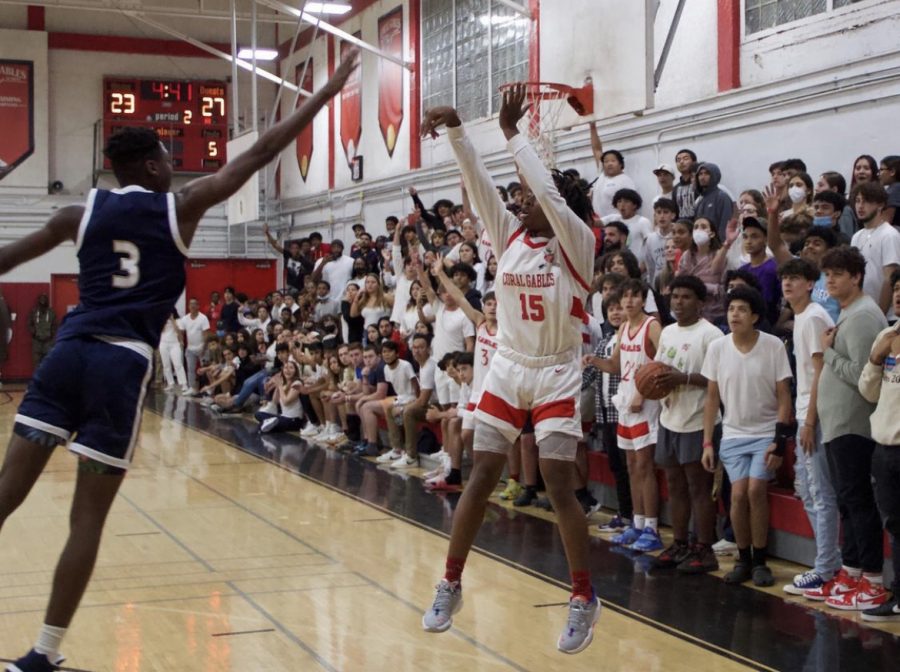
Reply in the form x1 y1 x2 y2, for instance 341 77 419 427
864 573 883 584
644 517 659 532
843 565 863 578
633 514 646 531
35 624 66 658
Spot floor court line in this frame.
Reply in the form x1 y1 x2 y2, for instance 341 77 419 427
158 411 780 672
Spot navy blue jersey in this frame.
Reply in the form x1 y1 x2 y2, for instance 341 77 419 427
57 186 188 347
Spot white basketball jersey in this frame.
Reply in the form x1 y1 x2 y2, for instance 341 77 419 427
495 227 587 358
471 322 499 404
617 316 658 401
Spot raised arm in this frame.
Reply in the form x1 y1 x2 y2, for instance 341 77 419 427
763 184 793 265
431 254 484 327
500 85 594 288
409 187 443 230
589 121 603 169
421 107 518 258
175 50 359 245
0 206 82 276
262 222 285 255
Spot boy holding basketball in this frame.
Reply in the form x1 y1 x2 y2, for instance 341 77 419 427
590 278 662 552
652 275 723 573
701 286 792 586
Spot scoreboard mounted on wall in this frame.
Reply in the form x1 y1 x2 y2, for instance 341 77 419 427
102 77 228 173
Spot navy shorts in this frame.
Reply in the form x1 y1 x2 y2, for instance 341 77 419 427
15 336 153 470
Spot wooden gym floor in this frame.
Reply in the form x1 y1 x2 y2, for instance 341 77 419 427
0 389 897 672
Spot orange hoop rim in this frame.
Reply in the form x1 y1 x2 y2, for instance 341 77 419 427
498 80 594 116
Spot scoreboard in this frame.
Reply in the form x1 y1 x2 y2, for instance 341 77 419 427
102 77 228 173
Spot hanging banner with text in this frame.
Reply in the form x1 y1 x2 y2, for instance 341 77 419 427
295 59 315 182
0 60 34 180
378 7 404 158
339 34 362 165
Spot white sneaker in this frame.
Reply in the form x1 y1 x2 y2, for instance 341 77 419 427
327 432 348 446
300 424 321 438
376 449 402 464
390 453 418 469
712 539 738 556
260 417 279 433
181 385 193 395
165 384 176 391
259 401 278 415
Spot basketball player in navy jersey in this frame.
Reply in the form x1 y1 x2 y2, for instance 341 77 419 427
0 52 358 672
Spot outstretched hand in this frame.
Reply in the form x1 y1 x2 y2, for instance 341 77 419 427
431 253 445 276
421 107 462 139
762 184 780 214
498 83 531 140
323 48 360 95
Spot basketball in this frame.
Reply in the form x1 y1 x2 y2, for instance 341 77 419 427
634 361 677 400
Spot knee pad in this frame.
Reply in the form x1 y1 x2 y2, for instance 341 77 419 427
538 432 578 462
473 422 514 455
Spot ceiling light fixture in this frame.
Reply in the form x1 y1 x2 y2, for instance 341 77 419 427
304 2 352 15
237 48 280 61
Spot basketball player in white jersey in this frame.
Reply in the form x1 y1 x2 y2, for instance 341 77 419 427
420 85 599 654
589 278 663 553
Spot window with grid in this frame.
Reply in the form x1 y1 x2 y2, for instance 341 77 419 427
421 0 530 122
745 0 871 35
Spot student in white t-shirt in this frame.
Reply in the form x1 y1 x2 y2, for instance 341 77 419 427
374 340 420 465
177 298 211 393
643 198 677 287
850 182 900 317
652 276 723 574
602 189 652 264
778 258 841 595
701 286 792 588
589 123 637 218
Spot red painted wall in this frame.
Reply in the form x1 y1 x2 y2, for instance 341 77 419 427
185 259 277 315
0 282 50 381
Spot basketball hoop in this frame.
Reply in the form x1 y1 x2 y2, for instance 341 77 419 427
498 80 594 168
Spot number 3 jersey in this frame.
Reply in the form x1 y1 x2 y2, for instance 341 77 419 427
57 186 188 348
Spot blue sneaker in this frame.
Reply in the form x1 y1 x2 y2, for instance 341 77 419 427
610 526 642 546
629 528 664 553
6 649 65 672
783 570 829 595
597 515 628 534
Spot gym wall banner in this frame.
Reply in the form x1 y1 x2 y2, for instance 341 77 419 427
0 60 34 181
339 34 362 166
378 7 404 158
295 58 315 182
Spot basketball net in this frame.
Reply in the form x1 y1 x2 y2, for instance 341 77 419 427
501 81 593 170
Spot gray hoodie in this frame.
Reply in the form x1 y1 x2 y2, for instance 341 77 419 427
694 162 734 241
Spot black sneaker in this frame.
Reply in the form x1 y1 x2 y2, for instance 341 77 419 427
861 597 900 622
7 649 65 672
677 544 719 574
513 487 538 507
578 493 601 516
653 541 691 569
724 560 753 584
752 564 775 587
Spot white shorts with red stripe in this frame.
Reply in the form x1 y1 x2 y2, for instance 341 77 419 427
616 402 661 451
473 349 582 445
462 401 477 431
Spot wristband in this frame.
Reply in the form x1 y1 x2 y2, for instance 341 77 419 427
702 441 714 449
774 421 796 457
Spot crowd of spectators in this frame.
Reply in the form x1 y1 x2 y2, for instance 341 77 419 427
153 142 900 623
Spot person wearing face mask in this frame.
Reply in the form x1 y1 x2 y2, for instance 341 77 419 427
781 172 815 222
676 217 739 324
811 191 851 246
850 182 900 317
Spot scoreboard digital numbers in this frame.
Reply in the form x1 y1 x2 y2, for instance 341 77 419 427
102 77 228 173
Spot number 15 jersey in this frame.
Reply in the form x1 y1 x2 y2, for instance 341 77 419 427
57 186 188 348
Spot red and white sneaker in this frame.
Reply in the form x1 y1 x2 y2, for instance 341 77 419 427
803 568 858 602
825 577 889 611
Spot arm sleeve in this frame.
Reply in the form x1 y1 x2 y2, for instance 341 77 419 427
412 192 443 230
858 360 883 404
507 134 594 291
824 317 881 387
446 125 519 258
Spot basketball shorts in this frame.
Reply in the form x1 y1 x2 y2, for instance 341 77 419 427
461 401 477 431
15 336 153 471
719 437 774 482
474 350 581 446
616 401 661 451
656 425 721 467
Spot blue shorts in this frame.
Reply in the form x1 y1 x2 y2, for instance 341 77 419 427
15 336 153 470
719 436 774 482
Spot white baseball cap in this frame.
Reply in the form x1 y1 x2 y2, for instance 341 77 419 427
653 164 674 176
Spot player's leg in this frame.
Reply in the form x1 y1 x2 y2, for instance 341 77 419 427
538 437 600 655
677 461 718 574
423 422 510 633
0 434 57 532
